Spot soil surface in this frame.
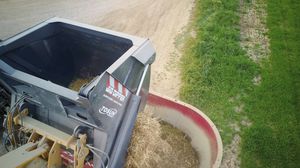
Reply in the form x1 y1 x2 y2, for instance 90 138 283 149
0 0 193 98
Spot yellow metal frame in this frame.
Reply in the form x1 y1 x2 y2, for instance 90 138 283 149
0 109 90 168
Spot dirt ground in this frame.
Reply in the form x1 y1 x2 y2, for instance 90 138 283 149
0 0 193 98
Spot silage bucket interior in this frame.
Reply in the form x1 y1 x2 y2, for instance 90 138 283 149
0 23 133 87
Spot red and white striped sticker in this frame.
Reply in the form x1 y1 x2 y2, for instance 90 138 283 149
105 76 129 102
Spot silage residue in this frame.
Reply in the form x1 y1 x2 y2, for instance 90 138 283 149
68 78 93 91
126 111 199 168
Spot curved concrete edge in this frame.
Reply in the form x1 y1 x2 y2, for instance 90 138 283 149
146 92 223 168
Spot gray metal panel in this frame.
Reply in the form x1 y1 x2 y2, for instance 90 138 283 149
131 40 156 65
0 60 85 103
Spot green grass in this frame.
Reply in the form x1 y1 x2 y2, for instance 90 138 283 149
241 0 300 167
180 0 300 167
180 0 258 144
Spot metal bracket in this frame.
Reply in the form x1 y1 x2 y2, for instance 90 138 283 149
74 134 89 168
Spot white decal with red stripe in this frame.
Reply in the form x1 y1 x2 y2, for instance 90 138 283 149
105 76 129 102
